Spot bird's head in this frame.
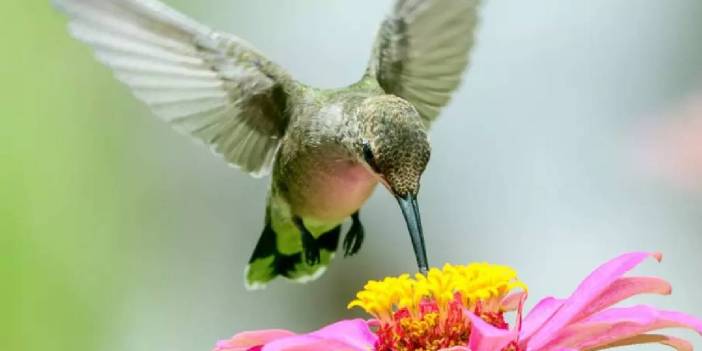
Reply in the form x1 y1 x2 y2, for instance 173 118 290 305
357 95 431 196
356 95 431 273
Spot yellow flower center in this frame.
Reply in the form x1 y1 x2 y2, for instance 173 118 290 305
349 263 526 319
348 263 527 351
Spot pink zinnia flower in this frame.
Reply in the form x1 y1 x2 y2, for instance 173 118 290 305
214 252 701 351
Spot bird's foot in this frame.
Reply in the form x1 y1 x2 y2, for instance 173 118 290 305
343 212 365 257
294 216 321 265
302 233 321 265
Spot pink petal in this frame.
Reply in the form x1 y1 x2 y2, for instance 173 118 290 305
467 312 517 351
215 330 297 351
586 305 702 329
225 320 375 351
526 252 659 350
535 322 613 350
560 305 702 350
262 335 364 351
309 319 377 350
588 334 693 351
519 297 564 342
262 319 375 351
500 291 527 312
574 276 672 322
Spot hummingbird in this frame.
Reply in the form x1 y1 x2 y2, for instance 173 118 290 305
54 0 482 288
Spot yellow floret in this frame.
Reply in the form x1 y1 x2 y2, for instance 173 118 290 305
348 262 527 319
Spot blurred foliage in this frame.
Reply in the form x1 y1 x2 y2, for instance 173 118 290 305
0 2 145 350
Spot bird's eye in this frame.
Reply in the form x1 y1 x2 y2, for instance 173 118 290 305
362 142 381 173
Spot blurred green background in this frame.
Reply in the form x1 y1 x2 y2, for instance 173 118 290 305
2 1 702 351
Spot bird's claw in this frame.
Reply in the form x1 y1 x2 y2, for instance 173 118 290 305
304 249 321 266
293 216 321 266
343 212 365 257
303 242 321 266
301 229 321 265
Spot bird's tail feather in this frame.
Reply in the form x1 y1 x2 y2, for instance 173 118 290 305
245 212 341 290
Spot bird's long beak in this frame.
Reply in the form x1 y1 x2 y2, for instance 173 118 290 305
396 194 429 274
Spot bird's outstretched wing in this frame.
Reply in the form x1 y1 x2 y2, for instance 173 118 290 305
367 0 481 126
54 0 295 177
